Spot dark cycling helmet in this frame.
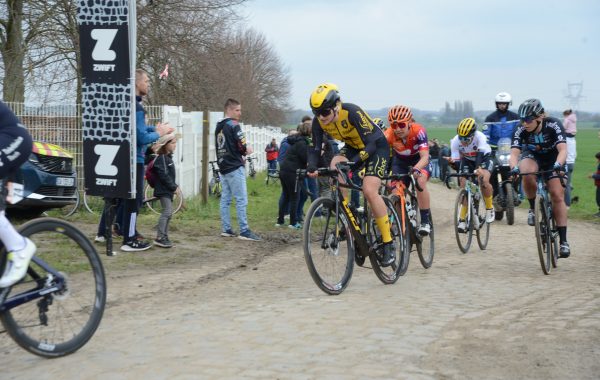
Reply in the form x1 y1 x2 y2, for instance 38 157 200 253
388 105 413 124
310 83 340 115
457 117 477 137
518 98 544 120
372 117 385 130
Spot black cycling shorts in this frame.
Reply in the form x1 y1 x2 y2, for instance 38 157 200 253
520 150 562 181
459 154 494 174
339 137 391 179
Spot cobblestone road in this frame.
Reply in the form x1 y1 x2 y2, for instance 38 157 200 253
2 183 599 379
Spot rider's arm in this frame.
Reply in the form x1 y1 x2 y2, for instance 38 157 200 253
473 131 491 169
346 105 381 163
450 136 461 162
509 125 525 169
555 142 567 167
414 126 430 171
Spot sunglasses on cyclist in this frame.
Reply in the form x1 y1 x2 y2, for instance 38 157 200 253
458 135 473 143
314 108 333 117
391 122 408 129
520 115 537 124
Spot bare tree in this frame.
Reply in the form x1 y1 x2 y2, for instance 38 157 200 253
2 0 292 126
0 0 57 102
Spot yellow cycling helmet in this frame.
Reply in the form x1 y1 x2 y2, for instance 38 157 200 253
372 117 385 130
309 83 340 115
457 117 477 137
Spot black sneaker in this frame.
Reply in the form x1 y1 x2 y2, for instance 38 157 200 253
120 239 152 252
527 209 535 226
220 229 237 237
154 237 173 248
379 242 396 267
559 242 570 258
238 230 261 241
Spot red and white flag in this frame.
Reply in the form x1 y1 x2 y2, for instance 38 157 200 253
159 64 169 79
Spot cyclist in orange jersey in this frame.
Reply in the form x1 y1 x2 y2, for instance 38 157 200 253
385 105 433 235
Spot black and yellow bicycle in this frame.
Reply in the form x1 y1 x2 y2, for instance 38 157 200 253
300 162 407 295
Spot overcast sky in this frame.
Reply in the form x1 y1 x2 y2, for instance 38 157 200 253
244 0 599 112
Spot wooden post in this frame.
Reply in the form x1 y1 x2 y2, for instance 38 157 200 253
201 108 209 204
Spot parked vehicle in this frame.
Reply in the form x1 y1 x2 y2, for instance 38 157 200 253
7 141 77 217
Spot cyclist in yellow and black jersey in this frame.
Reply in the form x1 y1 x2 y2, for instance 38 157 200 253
307 83 395 267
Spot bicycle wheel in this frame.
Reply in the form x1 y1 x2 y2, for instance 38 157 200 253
413 194 434 268
59 190 80 217
475 194 490 250
0 218 106 357
549 209 559 269
303 197 354 295
83 191 104 214
505 182 515 225
145 185 184 215
534 195 552 275
209 178 221 197
369 196 406 284
390 194 410 275
454 189 473 253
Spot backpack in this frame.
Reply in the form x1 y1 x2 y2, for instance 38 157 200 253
145 156 158 188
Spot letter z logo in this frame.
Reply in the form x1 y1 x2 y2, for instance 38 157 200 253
91 29 118 61
94 145 120 176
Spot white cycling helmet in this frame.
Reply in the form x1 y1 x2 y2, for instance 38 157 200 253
495 92 512 105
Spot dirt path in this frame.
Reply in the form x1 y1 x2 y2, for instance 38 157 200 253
2 182 599 379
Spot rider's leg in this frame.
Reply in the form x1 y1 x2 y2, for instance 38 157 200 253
416 172 431 224
480 169 494 208
547 177 567 240
519 158 538 207
363 176 392 244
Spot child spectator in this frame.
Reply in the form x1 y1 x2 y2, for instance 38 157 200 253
151 133 179 248
590 152 600 217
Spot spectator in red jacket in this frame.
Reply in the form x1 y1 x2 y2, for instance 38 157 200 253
265 138 279 175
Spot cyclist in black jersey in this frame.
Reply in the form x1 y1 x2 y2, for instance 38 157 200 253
509 98 570 257
306 83 395 267
0 100 36 287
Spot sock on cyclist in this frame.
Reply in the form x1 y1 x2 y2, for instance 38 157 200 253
0 211 27 251
420 209 430 224
558 226 567 244
484 195 493 209
528 198 536 210
460 205 468 220
374 215 392 244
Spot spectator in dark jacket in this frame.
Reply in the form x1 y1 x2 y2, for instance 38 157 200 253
151 133 179 248
590 151 600 217
439 142 451 181
276 122 311 229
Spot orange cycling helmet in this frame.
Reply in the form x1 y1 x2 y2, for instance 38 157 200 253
388 105 413 124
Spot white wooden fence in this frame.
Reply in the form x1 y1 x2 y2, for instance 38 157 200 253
6 102 286 198
160 106 285 197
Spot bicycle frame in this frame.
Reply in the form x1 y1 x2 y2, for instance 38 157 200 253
0 255 65 311
300 164 374 258
446 172 482 228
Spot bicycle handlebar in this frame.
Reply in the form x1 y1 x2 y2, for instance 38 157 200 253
297 162 362 191
382 169 424 192
514 169 567 188
444 172 481 190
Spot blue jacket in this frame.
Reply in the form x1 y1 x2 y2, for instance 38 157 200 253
483 109 520 149
136 96 160 164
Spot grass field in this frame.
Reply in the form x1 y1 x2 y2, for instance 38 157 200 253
427 126 600 220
